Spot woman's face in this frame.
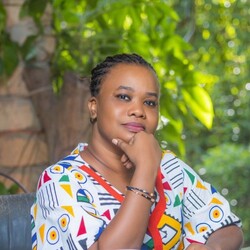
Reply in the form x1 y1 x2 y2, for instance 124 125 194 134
90 63 159 145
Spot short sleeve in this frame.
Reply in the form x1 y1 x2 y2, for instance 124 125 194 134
31 163 106 250
180 159 241 247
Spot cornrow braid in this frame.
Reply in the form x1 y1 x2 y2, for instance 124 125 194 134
90 53 156 97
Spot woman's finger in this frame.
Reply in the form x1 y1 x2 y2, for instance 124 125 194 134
112 138 128 152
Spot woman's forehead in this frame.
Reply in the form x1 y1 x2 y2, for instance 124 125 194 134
101 63 159 92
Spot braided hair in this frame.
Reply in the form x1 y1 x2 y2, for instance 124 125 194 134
90 53 156 97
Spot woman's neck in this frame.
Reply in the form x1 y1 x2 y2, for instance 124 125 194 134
88 140 124 172
80 141 134 192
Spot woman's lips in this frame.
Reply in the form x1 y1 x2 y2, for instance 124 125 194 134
123 122 145 133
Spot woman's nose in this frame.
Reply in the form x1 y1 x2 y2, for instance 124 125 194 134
127 101 146 118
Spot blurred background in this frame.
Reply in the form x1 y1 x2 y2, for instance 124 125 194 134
0 0 249 246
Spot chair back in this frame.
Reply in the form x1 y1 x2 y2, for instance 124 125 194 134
0 193 35 250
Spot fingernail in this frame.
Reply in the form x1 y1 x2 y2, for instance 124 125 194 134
112 139 118 145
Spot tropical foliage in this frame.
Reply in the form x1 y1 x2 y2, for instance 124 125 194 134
174 0 250 245
0 0 215 156
195 143 250 245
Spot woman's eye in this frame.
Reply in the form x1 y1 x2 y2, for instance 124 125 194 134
145 100 157 107
117 94 130 101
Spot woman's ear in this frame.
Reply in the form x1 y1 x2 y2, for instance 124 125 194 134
88 97 97 123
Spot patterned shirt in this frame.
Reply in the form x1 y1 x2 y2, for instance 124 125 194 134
31 143 241 250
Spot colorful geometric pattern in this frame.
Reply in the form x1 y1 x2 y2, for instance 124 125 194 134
31 143 241 249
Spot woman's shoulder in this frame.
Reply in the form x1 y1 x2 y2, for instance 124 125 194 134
161 149 177 161
160 150 184 182
37 143 90 187
161 149 195 173
160 149 182 170
160 149 198 183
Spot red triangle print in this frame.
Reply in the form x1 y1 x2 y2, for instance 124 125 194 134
187 238 202 244
161 172 164 179
77 217 87 236
43 171 51 183
163 181 172 190
37 176 42 189
184 187 188 193
102 210 111 220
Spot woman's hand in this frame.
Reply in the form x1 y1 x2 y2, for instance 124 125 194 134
121 153 134 169
112 131 162 177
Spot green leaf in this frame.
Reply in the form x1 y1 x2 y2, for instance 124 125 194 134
8 184 19 194
20 0 49 23
20 35 38 61
2 36 19 76
0 2 6 33
182 86 214 129
0 58 3 75
156 122 185 156
0 182 18 195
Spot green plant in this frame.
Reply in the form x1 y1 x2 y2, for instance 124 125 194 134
0 0 215 156
195 143 250 246
0 172 28 194
0 182 19 195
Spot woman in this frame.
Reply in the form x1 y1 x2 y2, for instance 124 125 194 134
31 53 243 250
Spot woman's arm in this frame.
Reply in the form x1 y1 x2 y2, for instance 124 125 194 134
186 225 244 250
89 132 162 250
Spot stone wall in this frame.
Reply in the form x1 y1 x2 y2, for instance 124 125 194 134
0 65 49 192
0 0 55 192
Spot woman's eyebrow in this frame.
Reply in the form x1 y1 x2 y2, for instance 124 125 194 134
116 85 134 91
146 92 158 98
116 85 158 98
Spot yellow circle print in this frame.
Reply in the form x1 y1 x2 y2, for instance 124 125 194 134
196 222 211 233
50 165 64 174
58 214 70 232
209 205 224 222
46 226 59 245
71 169 87 184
